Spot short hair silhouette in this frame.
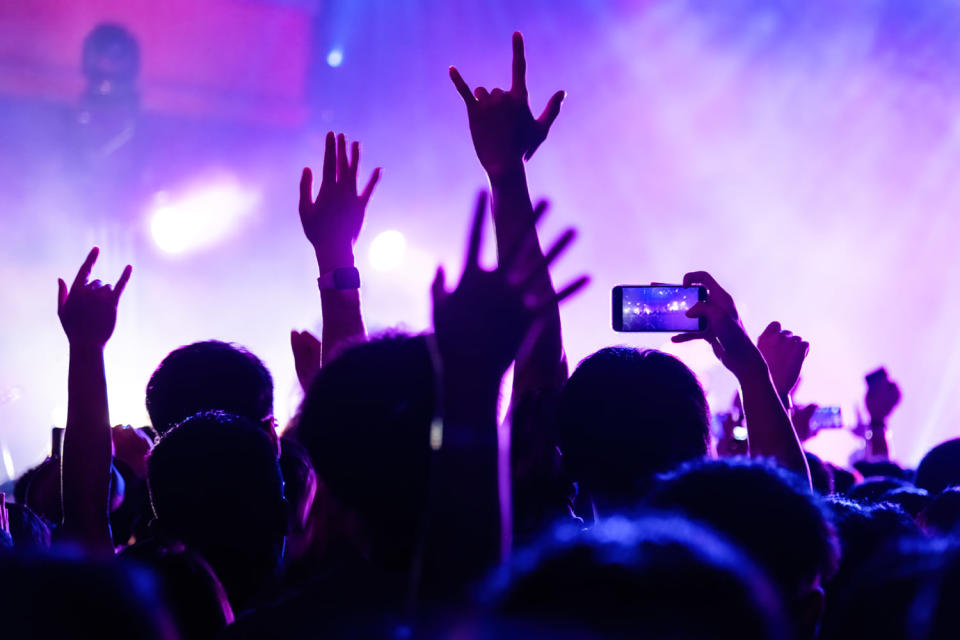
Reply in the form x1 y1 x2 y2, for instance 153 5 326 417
146 341 274 434
293 334 435 570
558 348 709 504
916 439 960 495
147 411 286 608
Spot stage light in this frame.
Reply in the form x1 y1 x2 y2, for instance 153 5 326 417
326 48 344 67
149 178 260 255
368 230 407 272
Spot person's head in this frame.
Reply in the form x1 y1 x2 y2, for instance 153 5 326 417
845 476 910 504
292 334 435 570
481 513 787 639
916 438 960 494
881 486 931 519
646 458 839 639
146 341 274 436
806 451 834 495
827 498 920 576
919 487 960 537
558 348 709 506
123 543 233 640
6 502 51 549
147 411 286 608
0 551 176 639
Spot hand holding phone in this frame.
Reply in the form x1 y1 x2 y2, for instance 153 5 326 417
612 285 706 332
865 367 900 425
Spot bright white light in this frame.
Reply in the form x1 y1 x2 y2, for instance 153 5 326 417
368 230 407 272
326 48 344 67
149 178 260 255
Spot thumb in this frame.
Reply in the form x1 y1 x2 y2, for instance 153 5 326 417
431 266 447 302
525 90 565 161
57 278 68 313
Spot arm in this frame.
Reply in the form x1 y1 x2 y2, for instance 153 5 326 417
865 372 900 461
428 192 587 581
673 272 810 484
57 247 131 553
449 32 566 394
298 132 381 365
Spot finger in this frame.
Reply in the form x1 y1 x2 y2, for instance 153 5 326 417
449 66 476 106
535 90 565 130
554 275 590 304
464 191 488 270
525 90 565 161
322 131 336 184
336 133 348 182
89 279 103 290
490 88 506 99
113 264 132 303
299 168 313 214
71 247 99 292
672 330 707 343
58 278 68 313
532 200 549 226
359 167 381 209
431 266 447 301
760 321 781 338
349 141 360 176
685 301 709 318
515 229 577 290
474 87 490 101
511 31 527 96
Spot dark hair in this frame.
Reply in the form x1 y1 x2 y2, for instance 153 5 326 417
845 476 910 504
916 439 960 495
146 341 274 435
806 451 834 495
829 464 858 494
292 334 435 569
558 348 709 503
0 551 175 638
123 544 233 640
82 23 140 83
6 502 51 549
919 487 960 537
881 486 931 519
646 458 839 599
147 411 286 607
825 497 920 590
484 514 787 640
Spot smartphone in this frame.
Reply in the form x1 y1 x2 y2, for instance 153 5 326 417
809 407 843 431
612 285 706 332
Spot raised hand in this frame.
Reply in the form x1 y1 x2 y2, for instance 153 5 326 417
432 192 587 380
57 247 132 348
671 272 766 380
672 271 809 481
299 132 381 274
866 373 901 425
111 425 153 478
290 329 323 393
757 321 809 402
450 32 565 176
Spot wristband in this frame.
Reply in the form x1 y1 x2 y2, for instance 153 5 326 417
317 267 361 291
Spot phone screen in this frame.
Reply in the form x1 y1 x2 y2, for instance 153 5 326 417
612 286 706 332
810 407 843 431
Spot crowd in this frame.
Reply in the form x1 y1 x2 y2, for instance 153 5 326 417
3 32 960 639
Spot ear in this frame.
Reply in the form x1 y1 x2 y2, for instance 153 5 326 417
794 585 825 640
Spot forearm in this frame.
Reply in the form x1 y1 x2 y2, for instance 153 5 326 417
426 375 503 583
319 289 365 365
489 167 564 392
737 358 811 484
61 343 113 551
866 423 890 460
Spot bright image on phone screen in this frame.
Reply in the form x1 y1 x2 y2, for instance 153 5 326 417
619 286 701 332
